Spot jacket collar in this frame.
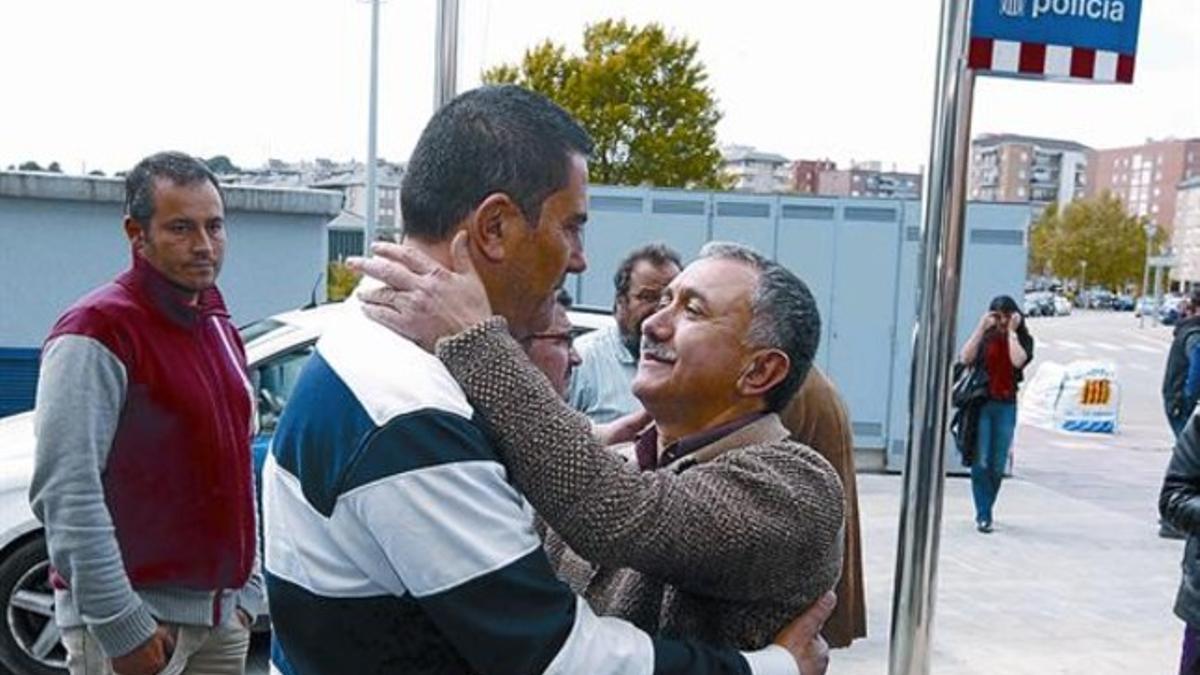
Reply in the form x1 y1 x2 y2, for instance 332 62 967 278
623 413 790 473
664 412 790 471
118 252 229 328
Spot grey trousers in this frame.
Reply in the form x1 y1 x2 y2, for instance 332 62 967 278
61 622 250 675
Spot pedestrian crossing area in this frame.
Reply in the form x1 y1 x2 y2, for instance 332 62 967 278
1037 335 1167 357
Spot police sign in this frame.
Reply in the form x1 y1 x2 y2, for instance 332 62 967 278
969 0 1142 83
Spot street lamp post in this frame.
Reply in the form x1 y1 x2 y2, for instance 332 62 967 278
362 0 382 254
434 0 460 110
1141 222 1156 328
1080 260 1088 308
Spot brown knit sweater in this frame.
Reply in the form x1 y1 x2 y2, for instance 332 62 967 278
436 318 845 650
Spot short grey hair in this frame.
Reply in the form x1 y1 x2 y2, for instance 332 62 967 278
697 241 821 412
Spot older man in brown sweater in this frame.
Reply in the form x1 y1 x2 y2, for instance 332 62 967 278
357 239 845 659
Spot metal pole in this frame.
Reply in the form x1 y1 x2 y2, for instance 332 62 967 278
364 0 381 254
434 0 460 110
888 0 975 672
1141 226 1153 327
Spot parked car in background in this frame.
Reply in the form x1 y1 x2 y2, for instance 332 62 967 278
1053 295 1073 316
1023 293 1042 316
1135 296 1158 318
1090 290 1116 310
1160 294 1185 325
1035 292 1056 317
0 302 614 675
1114 294 1136 311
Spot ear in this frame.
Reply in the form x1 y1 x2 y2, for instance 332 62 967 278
124 216 145 250
467 193 525 264
737 349 791 400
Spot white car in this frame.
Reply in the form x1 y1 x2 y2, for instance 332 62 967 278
1053 295 1072 316
0 302 611 674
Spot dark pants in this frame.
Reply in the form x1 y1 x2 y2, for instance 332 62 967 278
1181 623 1200 675
971 400 1016 524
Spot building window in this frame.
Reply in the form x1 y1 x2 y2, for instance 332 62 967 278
1018 187 1026 198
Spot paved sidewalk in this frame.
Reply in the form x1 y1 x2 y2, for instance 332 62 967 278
834 469 1181 674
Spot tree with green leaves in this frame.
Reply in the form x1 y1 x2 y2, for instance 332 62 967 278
47 162 62 173
483 19 729 189
18 161 43 171
1029 192 1165 291
327 261 361 302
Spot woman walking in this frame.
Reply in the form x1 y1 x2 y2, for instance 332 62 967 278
958 295 1035 533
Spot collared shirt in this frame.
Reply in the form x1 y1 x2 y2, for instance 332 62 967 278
567 323 641 423
634 412 769 471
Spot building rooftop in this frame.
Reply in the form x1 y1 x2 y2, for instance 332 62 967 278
0 171 344 216
721 146 790 165
327 210 366 230
972 133 1092 153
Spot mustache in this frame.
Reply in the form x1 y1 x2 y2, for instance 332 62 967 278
640 335 677 362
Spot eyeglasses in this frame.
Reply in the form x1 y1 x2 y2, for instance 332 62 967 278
521 331 574 346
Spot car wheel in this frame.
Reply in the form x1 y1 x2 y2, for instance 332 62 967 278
0 535 66 675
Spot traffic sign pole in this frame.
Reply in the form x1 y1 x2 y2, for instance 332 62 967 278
888 1 976 673
889 0 1143 671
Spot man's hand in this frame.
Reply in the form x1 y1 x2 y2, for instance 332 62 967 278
347 231 491 352
773 591 836 675
593 409 652 446
111 625 175 675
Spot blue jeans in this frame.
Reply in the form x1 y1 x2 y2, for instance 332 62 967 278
971 400 1017 524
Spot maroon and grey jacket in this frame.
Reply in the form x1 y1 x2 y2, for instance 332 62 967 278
29 253 263 658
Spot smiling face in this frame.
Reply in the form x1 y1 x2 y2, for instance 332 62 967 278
125 177 226 296
632 257 763 435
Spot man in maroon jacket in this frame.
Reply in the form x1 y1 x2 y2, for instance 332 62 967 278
30 151 262 675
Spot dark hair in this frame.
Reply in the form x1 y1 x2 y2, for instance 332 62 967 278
613 243 683 300
698 242 821 412
989 294 1032 342
124 151 222 225
401 85 593 241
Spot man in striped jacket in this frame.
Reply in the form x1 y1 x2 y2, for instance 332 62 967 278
263 85 832 675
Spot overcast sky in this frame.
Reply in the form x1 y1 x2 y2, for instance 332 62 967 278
1 0 1196 176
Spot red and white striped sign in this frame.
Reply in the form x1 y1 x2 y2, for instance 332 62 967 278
968 37 1135 83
